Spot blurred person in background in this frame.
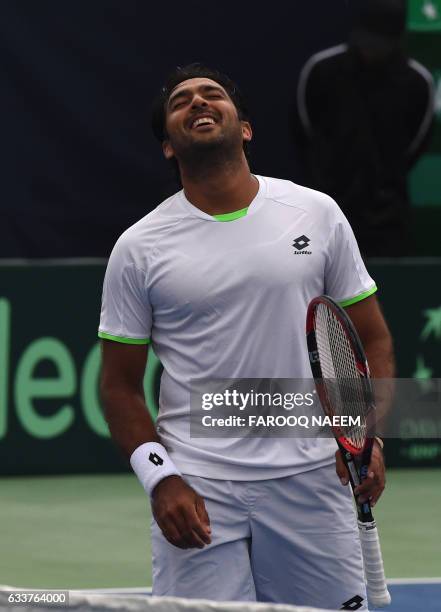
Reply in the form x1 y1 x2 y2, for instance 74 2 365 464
296 0 434 257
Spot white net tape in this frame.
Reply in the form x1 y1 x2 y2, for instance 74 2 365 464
0 587 337 612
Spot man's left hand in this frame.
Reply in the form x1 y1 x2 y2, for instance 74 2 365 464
335 440 386 507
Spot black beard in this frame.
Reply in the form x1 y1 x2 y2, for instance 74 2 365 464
172 128 244 180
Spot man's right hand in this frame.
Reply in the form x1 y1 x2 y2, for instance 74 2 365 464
151 475 212 549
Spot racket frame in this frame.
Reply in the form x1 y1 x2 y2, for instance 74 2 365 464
306 295 391 607
306 295 377 523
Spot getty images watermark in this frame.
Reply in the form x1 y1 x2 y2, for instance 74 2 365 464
189 378 441 438
200 388 360 430
190 378 362 438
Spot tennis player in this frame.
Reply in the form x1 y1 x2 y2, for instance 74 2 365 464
99 64 394 610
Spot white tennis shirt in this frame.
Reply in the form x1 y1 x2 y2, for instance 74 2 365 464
99 175 377 479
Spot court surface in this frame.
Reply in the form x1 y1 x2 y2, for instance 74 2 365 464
1 468 440 610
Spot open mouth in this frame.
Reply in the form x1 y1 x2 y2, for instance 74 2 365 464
190 116 217 130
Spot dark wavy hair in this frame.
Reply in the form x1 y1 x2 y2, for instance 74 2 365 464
151 63 252 164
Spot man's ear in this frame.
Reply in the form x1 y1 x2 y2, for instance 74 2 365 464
162 140 175 160
242 121 253 143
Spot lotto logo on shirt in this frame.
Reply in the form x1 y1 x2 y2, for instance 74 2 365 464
292 235 312 254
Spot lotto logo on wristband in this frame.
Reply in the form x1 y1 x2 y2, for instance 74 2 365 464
149 452 164 466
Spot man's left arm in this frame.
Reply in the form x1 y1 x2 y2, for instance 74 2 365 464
336 294 395 506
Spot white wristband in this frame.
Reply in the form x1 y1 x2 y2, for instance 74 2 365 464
130 442 181 496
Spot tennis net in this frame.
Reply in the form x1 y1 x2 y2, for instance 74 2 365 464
0 587 338 612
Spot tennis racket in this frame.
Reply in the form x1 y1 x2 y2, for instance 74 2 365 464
306 295 391 608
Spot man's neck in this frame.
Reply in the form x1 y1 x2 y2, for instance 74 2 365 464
180 157 259 216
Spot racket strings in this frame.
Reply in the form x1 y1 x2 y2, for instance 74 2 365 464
315 304 367 450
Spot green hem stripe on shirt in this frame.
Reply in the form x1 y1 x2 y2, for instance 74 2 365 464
213 207 248 222
98 332 150 345
339 285 378 308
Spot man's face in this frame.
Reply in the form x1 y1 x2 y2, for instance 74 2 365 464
162 77 252 163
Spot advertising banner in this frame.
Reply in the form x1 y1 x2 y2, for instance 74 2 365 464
0 260 440 474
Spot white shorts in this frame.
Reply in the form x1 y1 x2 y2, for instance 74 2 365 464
151 463 368 610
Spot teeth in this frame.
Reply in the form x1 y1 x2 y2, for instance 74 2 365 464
192 117 215 128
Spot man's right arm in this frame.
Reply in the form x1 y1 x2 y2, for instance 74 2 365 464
100 340 157 454
100 339 211 549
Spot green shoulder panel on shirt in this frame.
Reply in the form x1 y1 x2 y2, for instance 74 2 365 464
339 285 378 308
213 207 248 222
98 332 150 345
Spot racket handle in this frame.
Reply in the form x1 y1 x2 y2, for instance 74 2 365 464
358 520 391 608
